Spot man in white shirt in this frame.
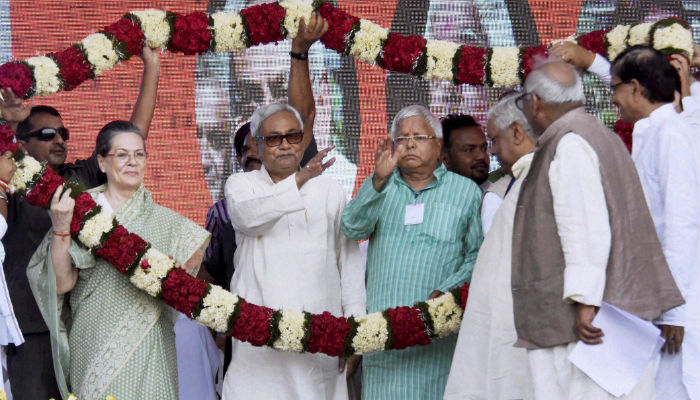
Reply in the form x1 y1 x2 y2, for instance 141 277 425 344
444 92 535 399
610 45 700 400
512 60 683 399
222 103 365 400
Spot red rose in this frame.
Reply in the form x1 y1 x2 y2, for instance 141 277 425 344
380 33 427 74
459 283 470 310
577 29 607 57
387 306 430 350
0 62 33 99
141 260 151 270
49 46 92 91
454 46 487 85
94 225 149 274
169 12 212 55
613 119 633 153
318 2 359 53
306 311 351 356
240 3 286 46
521 46 547 79
231 299 274 347
161 268 208 316
103 18 145 58
0 125 17 154
70 192 98 235
24 167 64 208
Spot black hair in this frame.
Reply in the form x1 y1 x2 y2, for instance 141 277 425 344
95 120 145 157
233 122 251 158
15 105 62 141
611 45 679 104
440 114 481 149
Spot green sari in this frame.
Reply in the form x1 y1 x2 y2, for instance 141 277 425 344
27 185 210 400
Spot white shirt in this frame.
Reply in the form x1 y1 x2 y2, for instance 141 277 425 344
222 166 365 400
550 133 611 306
0 215 23 346
480 191 503 235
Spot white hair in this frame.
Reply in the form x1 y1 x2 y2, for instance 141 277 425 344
390 105 442 140
249 102 304 138
487 93 536 142
524 61 585 105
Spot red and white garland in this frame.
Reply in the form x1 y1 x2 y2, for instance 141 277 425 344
0 124 469 357
0 0 695 121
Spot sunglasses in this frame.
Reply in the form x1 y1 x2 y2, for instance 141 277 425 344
256 131 304 147
27 127 70 141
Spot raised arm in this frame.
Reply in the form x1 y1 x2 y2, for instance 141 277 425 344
289 14 328 151
48 185 78 295
129 46 161 139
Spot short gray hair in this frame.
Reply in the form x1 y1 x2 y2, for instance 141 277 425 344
524 61 585 105
250 103 304 138
487 93 536 142
390 105 442 140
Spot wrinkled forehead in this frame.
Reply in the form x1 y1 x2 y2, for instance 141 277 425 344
260 111 301 135
396 116 434 136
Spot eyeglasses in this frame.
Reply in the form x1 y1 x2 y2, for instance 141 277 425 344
515 92 533 110
27 127 70 141
610 81 629 94
256 131 304 147
394 135 438 146
105 150 148 163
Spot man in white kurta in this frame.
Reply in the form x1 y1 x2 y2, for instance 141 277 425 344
221 103 365 400
611 46 700 400
444 92 536 400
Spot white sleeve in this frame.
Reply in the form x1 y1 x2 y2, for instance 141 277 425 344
550 133 611 307
480 191 503 236
681 84 700 125
334 185 366 318
586 54 612 86
225 172 306 237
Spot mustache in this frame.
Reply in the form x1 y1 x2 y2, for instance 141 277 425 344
472 161 488 169
51 144 66 152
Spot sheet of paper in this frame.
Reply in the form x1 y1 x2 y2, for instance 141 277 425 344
404 203 425 225
568 302 664 397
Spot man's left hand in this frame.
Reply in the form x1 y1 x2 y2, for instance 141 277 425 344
140 46 161 69
428 290 444 300
292 13 329 53
0 88 31 126
658 324 684 354
339 355 361 378
573 303 603 344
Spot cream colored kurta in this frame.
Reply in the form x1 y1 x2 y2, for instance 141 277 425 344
222 166 365 400
444 154 533 400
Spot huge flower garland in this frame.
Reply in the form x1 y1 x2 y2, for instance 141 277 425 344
0 1 695 117
0 123 469 357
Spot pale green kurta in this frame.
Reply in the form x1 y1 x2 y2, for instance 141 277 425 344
341 165 483 400
27 185 209 400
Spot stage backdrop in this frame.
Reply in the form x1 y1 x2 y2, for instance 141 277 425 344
2 0 699 224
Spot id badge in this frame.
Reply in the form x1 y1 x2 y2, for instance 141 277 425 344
404 203 425 225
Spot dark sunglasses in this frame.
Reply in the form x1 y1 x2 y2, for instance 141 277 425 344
256 131 304 147
27 127 70 141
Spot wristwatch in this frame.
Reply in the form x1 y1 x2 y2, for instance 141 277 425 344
289 51 309 61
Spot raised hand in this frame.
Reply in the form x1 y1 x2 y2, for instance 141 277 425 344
49 185 75 234
549 41 596 70
0 151 17 183
295 146 335 189
692 42 700 68
670 54 691 98
0 88 31 126
140 45 161 68
573 303 603 344
372 137 400 192
292 12 330 53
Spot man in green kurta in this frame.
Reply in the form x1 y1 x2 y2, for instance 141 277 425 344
341 105 483 400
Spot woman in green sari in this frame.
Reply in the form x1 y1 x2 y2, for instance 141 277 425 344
27 121 210 400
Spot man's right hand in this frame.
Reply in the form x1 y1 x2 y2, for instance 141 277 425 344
372 137 400 192
292 13 329 53
573 303 603 344
296 146 335 189
0 88 31 127
659 324 684 354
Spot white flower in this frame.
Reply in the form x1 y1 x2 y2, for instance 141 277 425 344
130 9 171 49
78 210 115 249
273 309 306 353
489 47 521 88
80 33 119 76
425 293 463 338
9 156 43 193
351 312 388 354
129 248 175 297
211 12 246 53
653 23 693 57
349 19 388 65
279 0 314 39
627 22 653 47
605 24 630 61
424 39 459 81
195 285 239 333
26 56 61 96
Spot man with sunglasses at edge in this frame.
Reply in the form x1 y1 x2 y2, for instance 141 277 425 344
0 45 160 400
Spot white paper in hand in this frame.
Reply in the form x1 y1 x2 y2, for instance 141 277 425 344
568 302 664 397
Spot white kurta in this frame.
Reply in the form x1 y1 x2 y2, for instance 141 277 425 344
0 214 24 399
527 133 655 399
221 166 365 400
632 104 700 400
444 154 534 400
175 314 221 400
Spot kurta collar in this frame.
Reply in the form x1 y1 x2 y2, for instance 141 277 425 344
392 163 446 193
633 102 675 139
511 153 534 179
259 164 298 186
537 107 587 146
